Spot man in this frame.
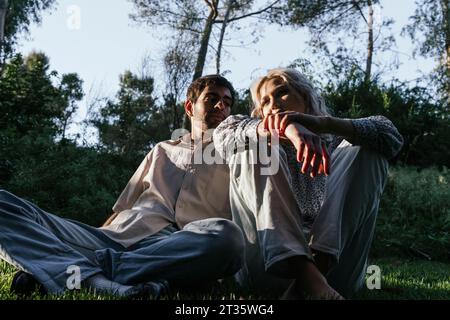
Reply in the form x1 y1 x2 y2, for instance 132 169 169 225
0 74 245 298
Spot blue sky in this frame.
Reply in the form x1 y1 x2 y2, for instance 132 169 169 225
17 0 435 137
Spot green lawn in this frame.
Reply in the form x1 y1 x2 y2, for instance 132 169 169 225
0 257 449 300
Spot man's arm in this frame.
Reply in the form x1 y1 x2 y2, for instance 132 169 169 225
101 148 155 227
214 114 329 177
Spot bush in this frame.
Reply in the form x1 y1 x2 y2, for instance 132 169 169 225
1 133 142 227
372 166 450 261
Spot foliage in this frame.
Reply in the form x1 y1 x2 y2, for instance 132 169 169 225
1 133 138 226
372 166 450 261
322 66 450 168
402 0 450 101
0 52 82 138
0 0 56 61
272 0 396 82
91 70 169 157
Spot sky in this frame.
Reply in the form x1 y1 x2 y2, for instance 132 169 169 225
17 0 435 138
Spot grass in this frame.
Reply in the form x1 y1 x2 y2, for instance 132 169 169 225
1 257 449 300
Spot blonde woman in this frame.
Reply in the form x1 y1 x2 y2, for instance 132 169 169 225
213 68 403 299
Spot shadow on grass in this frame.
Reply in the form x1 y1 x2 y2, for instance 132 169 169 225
1 257 449 300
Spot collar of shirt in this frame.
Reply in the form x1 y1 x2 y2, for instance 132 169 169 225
178 132 214 149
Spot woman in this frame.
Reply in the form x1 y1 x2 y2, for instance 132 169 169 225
213 68 403 299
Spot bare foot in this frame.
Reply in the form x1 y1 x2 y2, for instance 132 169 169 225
281 258 344 300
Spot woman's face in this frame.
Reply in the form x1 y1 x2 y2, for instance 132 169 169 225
258 77 307 117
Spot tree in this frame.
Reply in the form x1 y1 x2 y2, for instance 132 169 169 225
130 0 280 79
0 52 63 136
92 70 166 156
273 0 395 83
163 33 196 130
56 73 84 141
0 0 8 51
130 0 282 128
0 0 56 64
403 0 450 102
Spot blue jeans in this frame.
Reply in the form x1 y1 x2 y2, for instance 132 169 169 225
0 189 244 294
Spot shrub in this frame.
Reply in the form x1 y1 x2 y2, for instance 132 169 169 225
372 166 450 261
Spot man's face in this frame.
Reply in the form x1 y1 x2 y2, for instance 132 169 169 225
186 85 232 129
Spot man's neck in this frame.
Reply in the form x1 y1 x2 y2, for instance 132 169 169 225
190 127 213 141
190 120 213 141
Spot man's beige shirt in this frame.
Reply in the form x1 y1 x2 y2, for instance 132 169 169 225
100 134 231 247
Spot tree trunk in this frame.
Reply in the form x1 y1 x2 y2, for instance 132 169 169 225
184 0 219 129
365 0 374 83
442 0 450 98
192 0 219 81
216 0 233 74
0 0 8 61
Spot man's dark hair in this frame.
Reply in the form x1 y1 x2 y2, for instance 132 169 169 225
186 74 235 107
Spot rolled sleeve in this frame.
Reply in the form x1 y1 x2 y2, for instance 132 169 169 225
213 114 261 162
349 115 404 159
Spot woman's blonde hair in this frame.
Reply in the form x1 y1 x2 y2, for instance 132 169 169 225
250 68 330 118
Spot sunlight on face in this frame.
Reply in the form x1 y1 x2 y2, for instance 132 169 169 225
259 77 307 117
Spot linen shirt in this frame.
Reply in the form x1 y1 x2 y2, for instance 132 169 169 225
100 133 231 247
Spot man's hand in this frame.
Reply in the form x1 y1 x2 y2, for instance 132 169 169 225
284 122 330 177
102 212 119 227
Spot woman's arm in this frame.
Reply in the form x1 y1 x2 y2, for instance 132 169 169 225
214 114 329 177
264 112 404 160
213 114 261 162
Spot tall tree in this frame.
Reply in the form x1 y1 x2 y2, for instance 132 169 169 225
163 33 195 130
216 0 234 74
0 0 55 64
193 0 219 80
0 51 83 138
0 0 7 51
130 0 281 79
130 0 282 128
56 73 84 140
403 0 450 101
272 0 395 83
0 52 56 134
92 70 166 156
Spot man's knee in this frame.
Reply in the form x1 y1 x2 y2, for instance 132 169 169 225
0 189 9 201
199 219 245 272
0 189 12 210
209 219 245 255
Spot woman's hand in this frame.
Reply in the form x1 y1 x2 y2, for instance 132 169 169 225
284 123 330 177
261 111 328 137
